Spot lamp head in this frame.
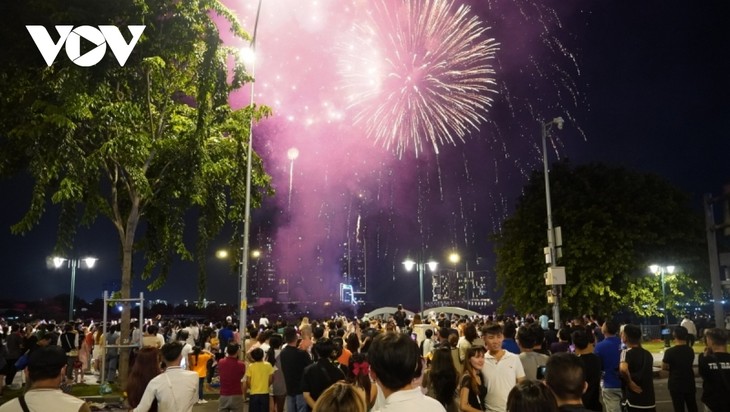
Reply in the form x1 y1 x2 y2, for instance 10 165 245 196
403 259 416 272
52 257 66 268
427 261 439 271
649 264 660 275
82 257 97 268
553 117 564 130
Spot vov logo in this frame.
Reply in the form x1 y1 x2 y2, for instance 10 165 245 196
26 25 145 67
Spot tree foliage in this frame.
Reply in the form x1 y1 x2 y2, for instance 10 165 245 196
493 161 707 318
0 0 272 385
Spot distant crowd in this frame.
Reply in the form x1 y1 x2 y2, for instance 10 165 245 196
0 308 729 412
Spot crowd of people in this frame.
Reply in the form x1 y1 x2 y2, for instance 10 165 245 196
0 310 729 412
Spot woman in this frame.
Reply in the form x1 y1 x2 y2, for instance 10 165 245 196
458 323 480 363
266 334 286 412
506 379 558 412
422 346 459 412
347 353 377 410
126 347 162 412
459 346 487 412
189 346 214 404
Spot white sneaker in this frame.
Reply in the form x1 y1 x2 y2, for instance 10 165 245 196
200 399 208 404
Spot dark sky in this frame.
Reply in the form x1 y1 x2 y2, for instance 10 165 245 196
1 0 728 308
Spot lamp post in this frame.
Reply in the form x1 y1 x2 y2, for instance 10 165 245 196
542 117 564 328
649 264 675 326
238 0 263 353
403 258 438 316
53 256 97 321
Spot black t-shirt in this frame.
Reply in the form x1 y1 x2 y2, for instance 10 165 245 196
301 359 345 402
577 353 602 412
460 374 487 411
662 344 696 393
620 347 655 408
280 345 312 396
698 351 730 412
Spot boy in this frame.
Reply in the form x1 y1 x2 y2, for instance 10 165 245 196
481 322 525 412
244 347 274 412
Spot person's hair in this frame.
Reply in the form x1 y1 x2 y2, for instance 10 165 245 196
503 321 518 339
226 343 240 356
673 326 689 341
313 381 366 412
314 338 336 359
177 330 189 341
544 353 585 401
705 328 728 346
251 347 265 362
429 346 458 407
482 322 503 336
347 352 372 403
557 328 570 342
191 345 203 366
346 333 361 354
507 379 559 412
160 341 184 363
603 320 619 335
126 347 162 408
529 323 545 347
284 326 298 344
622 324 641 344
27 346 67 382
462 345 487 396
368 332 420 391
147 324 159 335
571 329 589 350
518 325 537 348
313 326 326 340
425 329 433 339
438 327 450 340
464 323 478 343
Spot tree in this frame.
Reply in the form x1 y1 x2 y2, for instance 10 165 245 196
493 161 706 318
0 0 272 385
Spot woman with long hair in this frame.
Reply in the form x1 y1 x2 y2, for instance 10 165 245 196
347 353 376 410
422 346 459 411
459 345 487 412
126 347 162 412
267 334 286 412
313 381 366 412
189 346 213 404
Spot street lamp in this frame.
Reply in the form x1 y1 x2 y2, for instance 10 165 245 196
649 264 675 326
53 256 97 321
239 0 263 353
542 116 564 328
403 258 438 316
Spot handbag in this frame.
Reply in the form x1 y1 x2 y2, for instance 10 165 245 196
64 334 79 357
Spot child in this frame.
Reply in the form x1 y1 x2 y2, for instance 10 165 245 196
189 346 213 404
244 347 274 412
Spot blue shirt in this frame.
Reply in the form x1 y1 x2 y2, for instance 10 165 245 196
502 338 520 354
594 335 621 388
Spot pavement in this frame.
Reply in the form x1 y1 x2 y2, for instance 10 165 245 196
1 353 703 412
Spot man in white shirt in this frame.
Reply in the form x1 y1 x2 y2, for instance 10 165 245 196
133 341 198 412
369 332 445 412
481 322 525 412
680 315 697 347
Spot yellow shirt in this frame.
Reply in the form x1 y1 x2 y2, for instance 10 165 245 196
246 361 274 395
189 352 212 378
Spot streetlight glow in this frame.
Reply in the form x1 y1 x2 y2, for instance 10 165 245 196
448 252 460 264
403 258 438 316
52 256 97 321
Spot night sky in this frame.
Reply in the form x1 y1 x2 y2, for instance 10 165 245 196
1 0 728 310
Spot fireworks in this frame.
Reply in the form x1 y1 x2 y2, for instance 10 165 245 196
338 0 499 157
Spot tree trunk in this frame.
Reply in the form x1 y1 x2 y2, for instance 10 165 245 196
117 202 140 389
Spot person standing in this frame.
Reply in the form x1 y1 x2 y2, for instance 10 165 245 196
698 328 730 412
0 346 91 412
661 326 697 412
544 352 591 412
302 339 345 410
594 320 622 412
244 348 275 412
132 342 198 412
217 344 246 412
572 330 602 412
619 324 655 412
280 326 313 412
482 322 526 412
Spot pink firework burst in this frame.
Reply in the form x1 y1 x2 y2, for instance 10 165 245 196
339 0 499 157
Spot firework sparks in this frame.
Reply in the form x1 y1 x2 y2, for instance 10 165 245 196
339 0 499 157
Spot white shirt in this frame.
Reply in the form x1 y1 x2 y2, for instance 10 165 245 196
180 343 193 370
0 388 87 412
371 386 446 412
680 318 697 335
133 366 198 412
421 338 435 358
482 350 525 412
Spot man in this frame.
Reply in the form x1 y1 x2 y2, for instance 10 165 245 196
0 346 90 412
133 341 199 412
259 313 270 329
302 338 345 409
538 311 550 330
544 352 593 412
516 324 549 380
661 326 697 412
680 315 697 347
393 304 407 332
619 324 655 412
482 322 526 412
572 329 602 412
217 344 246 412
280 326 312 412
594 320 622 412
698 328 730 412
369 332 445 411
501 321 520 354
421 328 435 358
